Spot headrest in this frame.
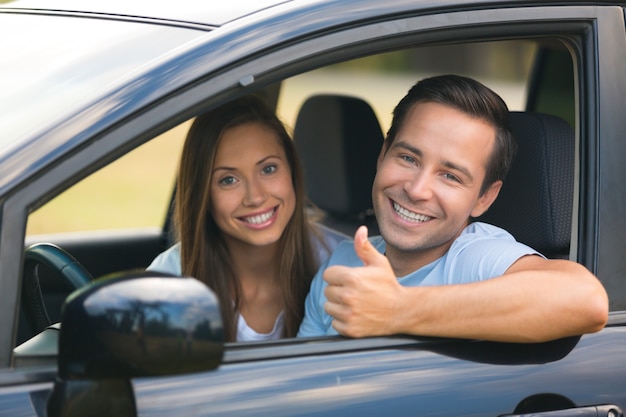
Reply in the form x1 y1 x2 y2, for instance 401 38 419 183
477 112 575 258
293 94 384 216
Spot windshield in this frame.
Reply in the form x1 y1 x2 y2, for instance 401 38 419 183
0 13 204 153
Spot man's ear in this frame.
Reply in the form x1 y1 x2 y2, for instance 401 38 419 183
470 180 502 218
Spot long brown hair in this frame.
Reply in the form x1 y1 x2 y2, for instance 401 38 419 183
175 95 321 341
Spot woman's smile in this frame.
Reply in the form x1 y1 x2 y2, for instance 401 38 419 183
239 206 278 228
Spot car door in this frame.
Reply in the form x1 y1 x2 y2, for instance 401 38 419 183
130 333 624 417
2 2 626 416
130 5 626 416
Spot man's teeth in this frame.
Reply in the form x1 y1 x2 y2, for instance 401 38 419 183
393 202 431 223
244 209 274 224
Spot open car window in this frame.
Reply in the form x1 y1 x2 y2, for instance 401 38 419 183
25 122 190 236
26 41 539 237
19 37 577 351
277 40 538 132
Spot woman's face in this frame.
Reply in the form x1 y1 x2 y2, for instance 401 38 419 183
209 122 296 251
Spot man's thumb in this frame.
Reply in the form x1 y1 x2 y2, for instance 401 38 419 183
354 225 385 267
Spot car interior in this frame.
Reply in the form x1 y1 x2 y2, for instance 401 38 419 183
476 111 574 259
17 38 577 350
294 94 383 237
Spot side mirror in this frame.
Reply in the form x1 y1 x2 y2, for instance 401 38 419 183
48 272 224 417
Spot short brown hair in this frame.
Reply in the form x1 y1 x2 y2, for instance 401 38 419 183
385 74 517 194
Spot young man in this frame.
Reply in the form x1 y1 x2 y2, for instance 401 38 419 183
298 74 608 343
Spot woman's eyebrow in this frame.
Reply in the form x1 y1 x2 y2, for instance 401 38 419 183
256 155 282 166
213 155 282 173
212 166 236 175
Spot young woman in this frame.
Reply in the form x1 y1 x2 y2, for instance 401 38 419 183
147 96 346 342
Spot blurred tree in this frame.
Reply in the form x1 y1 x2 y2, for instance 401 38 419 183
333 40 536 81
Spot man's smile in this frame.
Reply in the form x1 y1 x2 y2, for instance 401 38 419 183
392 201 432 223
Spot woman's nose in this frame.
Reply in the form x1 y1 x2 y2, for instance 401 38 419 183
242 179 267 206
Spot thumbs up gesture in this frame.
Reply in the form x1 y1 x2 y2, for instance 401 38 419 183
323 225 406 337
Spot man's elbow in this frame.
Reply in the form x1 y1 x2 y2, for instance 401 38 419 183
580 278 609 334
585 291 609 333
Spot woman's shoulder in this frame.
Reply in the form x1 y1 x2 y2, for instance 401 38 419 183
318 224 351 247
146 243 182 276
311 223 350 263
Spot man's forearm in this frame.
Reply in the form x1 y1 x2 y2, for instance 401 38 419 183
393 259 608 343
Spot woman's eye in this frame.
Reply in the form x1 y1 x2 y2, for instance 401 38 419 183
219 176 237 186
262 164 277 175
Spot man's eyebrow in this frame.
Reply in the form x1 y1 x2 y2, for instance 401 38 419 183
392 141 423 157
442 160 474 182
393 141 474 181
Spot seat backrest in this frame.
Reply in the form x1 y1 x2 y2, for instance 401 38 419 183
293 94 384 236
477 111 575 258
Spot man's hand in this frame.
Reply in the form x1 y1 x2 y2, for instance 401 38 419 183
323 225 406 337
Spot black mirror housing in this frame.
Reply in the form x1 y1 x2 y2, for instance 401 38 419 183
58 272 224 380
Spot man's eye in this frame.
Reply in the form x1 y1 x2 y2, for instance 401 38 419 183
401 155 416 164
443 173 461 183
262 164 277 175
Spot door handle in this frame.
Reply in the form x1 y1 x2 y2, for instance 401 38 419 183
501 404 622 417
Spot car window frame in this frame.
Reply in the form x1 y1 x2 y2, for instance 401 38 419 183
2 4 620 369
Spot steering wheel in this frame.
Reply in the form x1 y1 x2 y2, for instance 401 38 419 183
22 243 93 335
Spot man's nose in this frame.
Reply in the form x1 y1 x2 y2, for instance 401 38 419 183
404 171 434 201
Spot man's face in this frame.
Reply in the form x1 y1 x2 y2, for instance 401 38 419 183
372 101 501 269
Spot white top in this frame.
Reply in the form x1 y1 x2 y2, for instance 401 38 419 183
237 311 284 342
146 224 348 342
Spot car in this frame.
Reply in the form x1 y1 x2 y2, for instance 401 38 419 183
1 0 625 416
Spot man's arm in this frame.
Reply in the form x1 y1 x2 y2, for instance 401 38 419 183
323 226 608 343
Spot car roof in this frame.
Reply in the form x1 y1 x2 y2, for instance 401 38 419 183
0 0 292 27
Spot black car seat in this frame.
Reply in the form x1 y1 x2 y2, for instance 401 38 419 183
476 111 575 259
293 94 384 237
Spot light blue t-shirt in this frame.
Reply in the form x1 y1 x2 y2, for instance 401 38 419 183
297 222 542 337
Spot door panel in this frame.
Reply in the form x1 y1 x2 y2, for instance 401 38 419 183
132 330 626 416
